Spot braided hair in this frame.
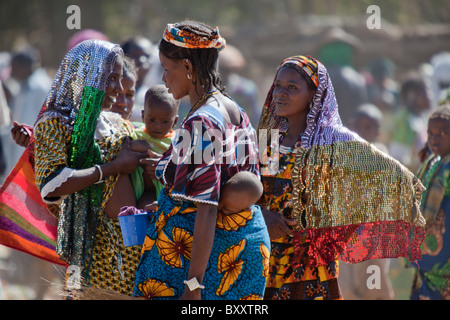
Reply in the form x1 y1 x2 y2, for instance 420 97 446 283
159 20 225 98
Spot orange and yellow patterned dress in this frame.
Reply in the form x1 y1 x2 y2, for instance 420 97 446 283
261 142 342 300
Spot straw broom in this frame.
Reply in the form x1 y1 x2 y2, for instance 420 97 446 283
70 286 143 300
40 270 144 300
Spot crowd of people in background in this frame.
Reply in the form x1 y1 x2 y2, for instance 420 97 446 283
0 20 448 300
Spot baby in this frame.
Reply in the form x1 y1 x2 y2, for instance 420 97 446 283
130 85 179 207
133 84 179 152
145 171 263 215
218 171 264 215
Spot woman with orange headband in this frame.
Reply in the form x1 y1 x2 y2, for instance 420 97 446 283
132 20 270 300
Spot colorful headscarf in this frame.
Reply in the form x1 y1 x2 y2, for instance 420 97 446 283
258 55 426 267
35 40 123 276
163 23 226 51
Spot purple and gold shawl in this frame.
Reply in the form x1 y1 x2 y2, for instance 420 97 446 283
258 55 426 267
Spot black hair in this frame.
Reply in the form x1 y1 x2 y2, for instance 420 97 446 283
429 102 450 121
122 55 138 79
159 20 225 98
145 84 180 114
400 75 426 98
121 36 153 55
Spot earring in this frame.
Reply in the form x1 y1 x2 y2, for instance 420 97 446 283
187 73 192 80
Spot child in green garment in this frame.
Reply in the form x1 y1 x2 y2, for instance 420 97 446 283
131 85 179 208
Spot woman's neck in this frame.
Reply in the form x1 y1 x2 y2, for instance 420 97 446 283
285 114 306 141
188 84 216 107
189 90 204 108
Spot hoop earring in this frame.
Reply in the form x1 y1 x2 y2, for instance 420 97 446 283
187 73 192 80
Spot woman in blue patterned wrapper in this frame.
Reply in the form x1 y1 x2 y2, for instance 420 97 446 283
33 40 149 295
132 20 270 300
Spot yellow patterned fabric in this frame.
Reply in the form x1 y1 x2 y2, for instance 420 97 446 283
258 55 426 268
33 40 125 283
261 144 341 300
34 116 141 295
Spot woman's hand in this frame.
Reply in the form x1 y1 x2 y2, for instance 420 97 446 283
144 201 158 213
140 150 162 181
262 209 297 240
11 121 31 147
130 139 149 153
112 137 148 174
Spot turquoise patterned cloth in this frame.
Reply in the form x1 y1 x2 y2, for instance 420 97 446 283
133 104 270 300
133 190 270 300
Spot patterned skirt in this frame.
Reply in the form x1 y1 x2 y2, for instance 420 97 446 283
264 239 342 300
88 217 142 295
133 190 271 300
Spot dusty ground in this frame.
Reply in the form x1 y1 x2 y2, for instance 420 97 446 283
0 244 414 300
0 245 65 300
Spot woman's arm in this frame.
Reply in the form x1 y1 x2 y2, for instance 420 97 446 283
180 202 217 300
45 137 147 217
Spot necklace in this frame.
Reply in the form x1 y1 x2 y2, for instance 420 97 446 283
264 131 304 175
183 88 219 122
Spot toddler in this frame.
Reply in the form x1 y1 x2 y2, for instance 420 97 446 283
131 85 179 207
145 171 263 216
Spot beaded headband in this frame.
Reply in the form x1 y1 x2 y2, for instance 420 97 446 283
281 55 319 88
162 23 226 51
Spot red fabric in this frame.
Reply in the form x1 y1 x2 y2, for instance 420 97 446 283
0 146 66 266
292 220 425 267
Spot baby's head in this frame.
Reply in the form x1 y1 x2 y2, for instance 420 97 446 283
427 103 450 158
218 171 263 215
143 85 179 139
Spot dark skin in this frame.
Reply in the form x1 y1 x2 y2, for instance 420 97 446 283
262 67 315 240
145 52 241 300
43 57 148 219
11 121 31 147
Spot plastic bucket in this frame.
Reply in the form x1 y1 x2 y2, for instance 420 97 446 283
118 212 150 246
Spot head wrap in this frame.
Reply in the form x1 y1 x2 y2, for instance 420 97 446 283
258 55 426 267
281 55 319 88
162 23 226 51
36 40 124 276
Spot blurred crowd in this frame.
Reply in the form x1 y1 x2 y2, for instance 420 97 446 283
0 25 449 299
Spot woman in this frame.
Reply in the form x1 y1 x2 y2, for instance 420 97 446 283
132 20 270 300
257 55 426 300
411 103 450 300
109 55 138 121
33 40 147 295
